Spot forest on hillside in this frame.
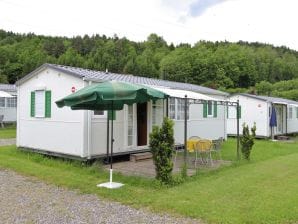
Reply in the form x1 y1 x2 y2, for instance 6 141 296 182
0 29 297 100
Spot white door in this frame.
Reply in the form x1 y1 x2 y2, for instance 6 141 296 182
127 105 134 147
276 107 283 134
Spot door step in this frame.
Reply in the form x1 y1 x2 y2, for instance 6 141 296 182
130 152 152 162
276 135 290 140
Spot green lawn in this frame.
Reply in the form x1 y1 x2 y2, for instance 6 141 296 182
0 139 297 223
0 125 16 138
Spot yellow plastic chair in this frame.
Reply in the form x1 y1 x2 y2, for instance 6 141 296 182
211 137 224 160
195 139 213 167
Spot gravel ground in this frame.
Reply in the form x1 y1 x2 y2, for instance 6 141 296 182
0 138 15 146
0 169 201 224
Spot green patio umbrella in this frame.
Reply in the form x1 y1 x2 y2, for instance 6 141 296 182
56 80 168 188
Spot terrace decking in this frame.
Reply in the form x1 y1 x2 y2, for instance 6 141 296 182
104 155 231 178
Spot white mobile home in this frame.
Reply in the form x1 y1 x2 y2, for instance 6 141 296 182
227 93 298 138
16 64 228 160
0 84 17 122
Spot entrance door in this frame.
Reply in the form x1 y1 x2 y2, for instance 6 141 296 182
276 106 283 134
137 103 147 146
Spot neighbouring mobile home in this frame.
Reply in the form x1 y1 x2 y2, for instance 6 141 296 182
0 84 17 122
227 93 298 138
16 63 228 160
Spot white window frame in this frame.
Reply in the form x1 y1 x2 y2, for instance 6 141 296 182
34 90 45 118
0 97 5 108
207 100 213 117
176 98 189 120
168 97 176 120
288 107 293 119
7 97 17 108
127 105 134 147
152 99 163 126
228 106 237 119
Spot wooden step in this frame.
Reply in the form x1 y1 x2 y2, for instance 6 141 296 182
130 152 152 162
276 135 290 140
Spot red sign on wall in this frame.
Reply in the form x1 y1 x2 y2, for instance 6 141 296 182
71 86 76 93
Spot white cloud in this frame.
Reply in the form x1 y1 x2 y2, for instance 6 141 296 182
0 0 297 50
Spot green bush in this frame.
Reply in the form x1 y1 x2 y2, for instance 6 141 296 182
240 123 256 160
149 117 174 184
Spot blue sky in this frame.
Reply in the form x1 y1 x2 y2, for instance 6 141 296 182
0 0 297 50
189 0 226 17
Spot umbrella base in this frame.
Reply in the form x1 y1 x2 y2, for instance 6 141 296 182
97 182 124 189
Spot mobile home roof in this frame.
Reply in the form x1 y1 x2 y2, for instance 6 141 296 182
238 93 298 106
17 63 228 97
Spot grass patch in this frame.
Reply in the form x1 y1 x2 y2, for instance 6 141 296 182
0 125 16 138
0 139 298 223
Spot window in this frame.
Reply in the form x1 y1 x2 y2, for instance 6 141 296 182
152 100 163 125
30 90 51 118
127 105 133 146
207 101 213 116
228 106 237 119
288 107 293 119
176 98 189 120
7 97 17 108
94 110 104 116
169 98 176 120
35 90 45 117
203 101 217 118
0 97 5 107
296 107 298 119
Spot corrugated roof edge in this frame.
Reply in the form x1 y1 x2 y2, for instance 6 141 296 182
0 83 17 91
230 93 298 105
16 63 229 96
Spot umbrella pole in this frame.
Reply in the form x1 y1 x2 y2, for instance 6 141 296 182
110 103 114 183
98 104 123 188
106 115 110 163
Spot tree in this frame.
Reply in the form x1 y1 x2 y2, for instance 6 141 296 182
255 81 273 95
149 117 174 184
240 123 256 160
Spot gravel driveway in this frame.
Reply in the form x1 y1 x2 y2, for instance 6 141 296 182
0 138 16 146
0 169 201 224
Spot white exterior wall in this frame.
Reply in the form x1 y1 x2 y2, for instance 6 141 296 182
90 100 163 156
227 95 270 137
90 109 125 156
0 107 16 122
287 106 298 134
17 68 86 157
173 104 227 144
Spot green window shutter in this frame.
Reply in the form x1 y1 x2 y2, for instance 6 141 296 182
108 110 116 120
213 101 217 118
45 90 51 118
30 91 35 117
227 105 229 118
237 105 242 119
203 101 207 118
296 107 298 119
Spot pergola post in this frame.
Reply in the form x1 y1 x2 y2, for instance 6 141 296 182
236 99 240 160
166 98 169 117
184 95 188 165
